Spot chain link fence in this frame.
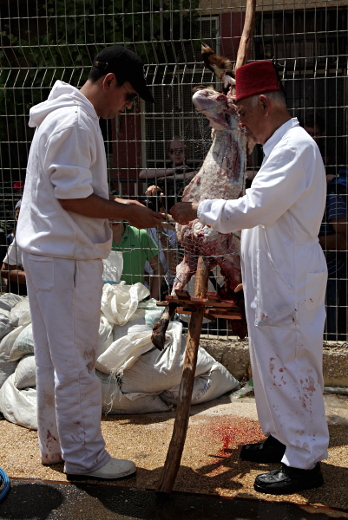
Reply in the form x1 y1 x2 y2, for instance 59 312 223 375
0 0 347 340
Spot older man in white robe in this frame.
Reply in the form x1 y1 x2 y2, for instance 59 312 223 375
170 60 329 495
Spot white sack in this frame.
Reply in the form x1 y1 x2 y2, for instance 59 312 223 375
9 323 34 361
98 316 114 357
160 362 239 406
10 298 31 328
0 325 25 361
0 373 38 430
100 283 149 326
96 371 169 414
111 299 162 343
96 324 154 375
0 309 12 341
102 250 123 284
120 321 238 397
0 360 18 388
0 293 23 312
14 354 36 389
120 322 186 394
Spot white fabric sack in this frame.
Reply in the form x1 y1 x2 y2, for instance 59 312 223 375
9 323 34 361
120 322 185 394
96 371 169 414
0 325 25 361
120 321 238 397
0 309 12 341
102 250 123 283
0 293 23 312
100 283 149 326
0 373 38 430
0 360 18 389
98 316 114 357
160 362 239 406
10 298 31 328
14 354 36 389
96 324 154 375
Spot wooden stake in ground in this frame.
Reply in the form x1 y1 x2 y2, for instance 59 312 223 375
157 256 210 494
157 0 256 494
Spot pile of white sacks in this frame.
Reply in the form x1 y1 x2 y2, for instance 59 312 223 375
0 283 239 431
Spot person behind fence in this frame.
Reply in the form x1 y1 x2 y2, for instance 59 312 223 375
16 45 164 482
303 112 334 178
145 223 178 300
1 200 27 296
139 137 198 211
302 117 348 340
6 198 22 245
108 220 164 300
170 60 329 495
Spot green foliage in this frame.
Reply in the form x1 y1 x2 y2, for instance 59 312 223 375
0 0 200 141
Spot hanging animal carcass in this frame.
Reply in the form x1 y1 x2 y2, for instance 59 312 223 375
152 85 249 350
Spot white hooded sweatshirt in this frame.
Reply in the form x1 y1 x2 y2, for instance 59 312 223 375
17 81 112 260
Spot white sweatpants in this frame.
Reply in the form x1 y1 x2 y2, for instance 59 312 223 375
22 252 110 474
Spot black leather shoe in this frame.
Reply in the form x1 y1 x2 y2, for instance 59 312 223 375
240 435 286 463
254 463 324 495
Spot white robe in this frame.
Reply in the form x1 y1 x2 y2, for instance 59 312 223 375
198 118 329 469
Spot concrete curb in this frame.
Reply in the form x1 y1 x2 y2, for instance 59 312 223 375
200 336 348 388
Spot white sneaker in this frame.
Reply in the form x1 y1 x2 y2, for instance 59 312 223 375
67 457 136 481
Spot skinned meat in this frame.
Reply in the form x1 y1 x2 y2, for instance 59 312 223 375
152 87 248 349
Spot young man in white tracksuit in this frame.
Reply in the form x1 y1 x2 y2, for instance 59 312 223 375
16 46 164 481
170 60 329 495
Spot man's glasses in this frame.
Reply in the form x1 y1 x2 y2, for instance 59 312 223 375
169 148 184 153
122 84 138 104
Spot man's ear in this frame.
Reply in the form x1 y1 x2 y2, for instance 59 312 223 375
259 94 270 113
102 73 116 92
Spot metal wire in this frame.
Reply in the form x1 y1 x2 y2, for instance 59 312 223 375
0 0 347 340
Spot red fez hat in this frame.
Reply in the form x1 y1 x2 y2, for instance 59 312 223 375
235 61 283 103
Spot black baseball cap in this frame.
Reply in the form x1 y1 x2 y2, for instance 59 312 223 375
93 45 155 103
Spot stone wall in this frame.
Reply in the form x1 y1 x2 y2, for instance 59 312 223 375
200 337 348 388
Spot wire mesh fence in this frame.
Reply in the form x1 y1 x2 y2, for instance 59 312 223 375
0 0 347 341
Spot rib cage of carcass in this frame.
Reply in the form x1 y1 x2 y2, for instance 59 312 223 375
176 87 247 299
152 85 249 349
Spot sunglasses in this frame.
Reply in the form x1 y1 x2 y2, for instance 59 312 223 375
169 148 184 153
122 84 138 104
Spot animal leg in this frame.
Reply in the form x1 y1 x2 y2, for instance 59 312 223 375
151 254 199 350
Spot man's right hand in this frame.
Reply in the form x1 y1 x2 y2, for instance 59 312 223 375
59 193 165 229
125 204 165 229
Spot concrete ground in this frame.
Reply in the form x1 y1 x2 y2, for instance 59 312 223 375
0 391 348 519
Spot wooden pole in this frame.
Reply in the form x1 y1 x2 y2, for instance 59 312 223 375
235 0 256 70
157 256 210 494
157 0 256 494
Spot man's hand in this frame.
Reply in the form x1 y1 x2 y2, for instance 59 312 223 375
126 205 165 229
145 185 164 197
59 193 165 229
170 202 199 224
